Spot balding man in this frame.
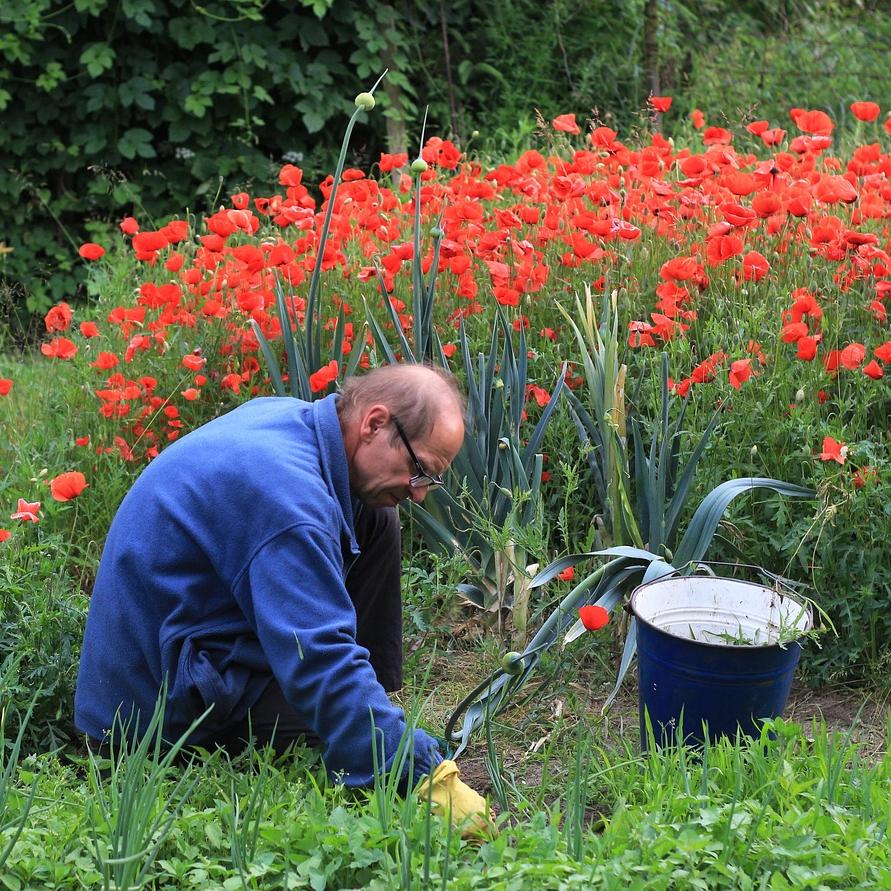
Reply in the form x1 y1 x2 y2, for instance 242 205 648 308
74 364 466 791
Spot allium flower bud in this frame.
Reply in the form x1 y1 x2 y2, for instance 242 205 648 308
411 157 428 174
501 651 524 675
354 92 375 111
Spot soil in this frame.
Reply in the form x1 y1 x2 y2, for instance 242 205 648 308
400 644 889 804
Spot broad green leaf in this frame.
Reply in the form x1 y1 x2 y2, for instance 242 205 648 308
602 618 638 712
674 479 816 567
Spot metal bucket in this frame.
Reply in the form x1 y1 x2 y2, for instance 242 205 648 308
630 575 812 748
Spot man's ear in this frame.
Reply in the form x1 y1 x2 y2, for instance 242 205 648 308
360 404 390 441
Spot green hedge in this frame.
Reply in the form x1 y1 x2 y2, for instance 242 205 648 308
0 0 417 314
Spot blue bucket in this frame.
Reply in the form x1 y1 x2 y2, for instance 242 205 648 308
630 575 812 748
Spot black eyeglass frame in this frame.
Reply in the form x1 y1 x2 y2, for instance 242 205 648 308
391 416 445 489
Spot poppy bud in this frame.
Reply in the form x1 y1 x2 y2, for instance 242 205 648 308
795 388 805 403
501 651 524 675
354 92 375 111
498 441 508 450
411 157 428 174
750 445 758 457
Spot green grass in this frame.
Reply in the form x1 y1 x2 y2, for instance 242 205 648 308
0 692 887 888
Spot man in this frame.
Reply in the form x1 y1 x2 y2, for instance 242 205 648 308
74 364 479 808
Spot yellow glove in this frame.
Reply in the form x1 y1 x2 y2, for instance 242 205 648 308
417 759 495 838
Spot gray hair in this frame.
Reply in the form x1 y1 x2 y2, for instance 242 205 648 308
336 363 465 442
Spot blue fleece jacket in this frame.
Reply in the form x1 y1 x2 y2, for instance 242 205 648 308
74 394 441 786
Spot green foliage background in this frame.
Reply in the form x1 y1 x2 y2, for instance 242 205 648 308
3 0 891 321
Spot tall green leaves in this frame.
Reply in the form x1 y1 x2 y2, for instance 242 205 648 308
444 292 818 754
250 78 387 400
403 310 566 618
86 693 211 891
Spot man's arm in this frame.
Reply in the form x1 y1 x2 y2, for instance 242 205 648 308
233 523 441 787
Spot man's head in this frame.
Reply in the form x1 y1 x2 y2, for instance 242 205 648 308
337 364 465 507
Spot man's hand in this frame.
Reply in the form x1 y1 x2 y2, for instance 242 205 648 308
417 759 495 838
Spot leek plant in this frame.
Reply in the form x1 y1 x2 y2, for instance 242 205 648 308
250 77 388 400
85 693 211 890
444 290 816 756
411 312 565 634
366 108 448 368
363 135 567 635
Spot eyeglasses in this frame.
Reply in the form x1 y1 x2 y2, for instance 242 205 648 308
391 416 445 489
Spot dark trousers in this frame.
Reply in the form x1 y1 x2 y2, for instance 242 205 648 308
215 504 404 756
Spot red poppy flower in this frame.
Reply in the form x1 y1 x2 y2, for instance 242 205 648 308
760 128 786 146
579 604 610 630
181 354 206 371
91 352 120 370
120 216 139 235
10 498 41 523
279 164 303 187
309 359 339 393
874 341 891 363
50 471 88 502
819 436 847 464
863 360 883 380
557 566 575 582
728 358 753 390
132 231 168 254
742 251 770 282
0 378 11 396
40 337 78 360
379 152 408 172
78 242 105 260
690 108 705 129
79 321 100 338
852 466 877 489
44 301 73 333
181 387 200 401
703 126 732 145
552 113 581 135
838 343 865 371
706 233 743 266
751 192 782 218
0 530 10 543
526 384 550 408
850 101 880 122
649 96 672 113
796 335 820 361
792 108 834 136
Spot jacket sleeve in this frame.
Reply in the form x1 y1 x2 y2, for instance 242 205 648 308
232 523 441 787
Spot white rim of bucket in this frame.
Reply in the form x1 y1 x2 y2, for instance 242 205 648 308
630 574 813 650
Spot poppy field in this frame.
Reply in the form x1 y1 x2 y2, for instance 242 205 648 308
0 95 890 886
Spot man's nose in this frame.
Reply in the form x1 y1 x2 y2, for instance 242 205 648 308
409 486 428 504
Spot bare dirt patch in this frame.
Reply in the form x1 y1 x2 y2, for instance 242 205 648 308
402 644 889 793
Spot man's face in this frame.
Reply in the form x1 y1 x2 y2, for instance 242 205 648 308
349 405 464 508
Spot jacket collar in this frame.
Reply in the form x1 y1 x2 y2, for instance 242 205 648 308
311 394 359 555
